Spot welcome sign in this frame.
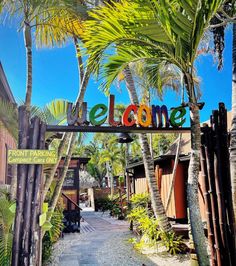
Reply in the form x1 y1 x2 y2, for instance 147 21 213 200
66 95 186 128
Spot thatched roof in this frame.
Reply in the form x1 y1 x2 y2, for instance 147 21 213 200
79 170 99 189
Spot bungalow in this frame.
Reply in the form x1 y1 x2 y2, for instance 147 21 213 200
0 62 17 187
127 111 232 222
127 133 192 221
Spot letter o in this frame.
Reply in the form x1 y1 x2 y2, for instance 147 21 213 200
137 105 152 127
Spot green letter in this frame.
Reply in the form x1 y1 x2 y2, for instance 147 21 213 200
89 104 108 126
170 107 186 127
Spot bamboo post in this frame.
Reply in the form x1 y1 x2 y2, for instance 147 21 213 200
212 110 231 265
218 103 236 264
204 125 222 266
200 127 216 266
22 117 40 265
12 106 30 266
30 122 46 266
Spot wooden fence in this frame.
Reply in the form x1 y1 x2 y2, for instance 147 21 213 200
200 103 235 266
12 106 46 266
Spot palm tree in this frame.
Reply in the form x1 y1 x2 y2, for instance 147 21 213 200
123 66 173 233
81 1 226 264
33 0 89 200
99 137 125 197
0 0 85 109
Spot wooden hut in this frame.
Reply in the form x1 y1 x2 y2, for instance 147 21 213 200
127 133 206 222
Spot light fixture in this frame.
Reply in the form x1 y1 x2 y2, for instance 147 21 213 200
117 132 133 143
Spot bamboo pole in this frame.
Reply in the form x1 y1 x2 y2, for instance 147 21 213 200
204 125 222 266
22 117 40 265
12 106 30 266
30 122 46 266
218 103 236 265
200 127 216 266
212 110 231 265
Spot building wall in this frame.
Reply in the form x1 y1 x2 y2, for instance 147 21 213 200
0 124 16 184
134 177 148 194
132 159 205 221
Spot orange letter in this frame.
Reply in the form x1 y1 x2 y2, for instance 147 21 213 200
122 105 138 126
137 105 152 127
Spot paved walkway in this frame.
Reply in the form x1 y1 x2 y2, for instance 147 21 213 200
55 211 158 266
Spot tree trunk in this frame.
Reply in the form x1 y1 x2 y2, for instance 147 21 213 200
109 162 114 197
49 133 77 214
43 133 70 200
185 73 210 266
43 43 89 199
24 21 33 109
124 66 173 233
230 22 236 251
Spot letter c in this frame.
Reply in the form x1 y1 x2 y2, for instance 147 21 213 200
122 105 138 126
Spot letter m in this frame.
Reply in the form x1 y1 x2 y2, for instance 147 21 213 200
152 105 169 128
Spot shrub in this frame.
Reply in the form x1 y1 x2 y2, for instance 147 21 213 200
0 190 15 266
128 193 186 254
130 193 150 208
42 201 64 264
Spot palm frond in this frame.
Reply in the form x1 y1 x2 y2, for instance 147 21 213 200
82 0 225 94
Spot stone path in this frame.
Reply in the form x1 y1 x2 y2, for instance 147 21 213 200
49 210 190 266
56 211 157 266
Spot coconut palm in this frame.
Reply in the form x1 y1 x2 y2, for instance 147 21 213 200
99 137 125 197
0 0 86 109
81 1 227 264
32 0 89 200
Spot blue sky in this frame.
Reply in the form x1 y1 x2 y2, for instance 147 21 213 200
0 24 233 124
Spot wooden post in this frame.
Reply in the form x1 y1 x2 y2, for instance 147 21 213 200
204 125 222 266
12 106 30 266
30 122 46 265
212 110 231 265
218 103 236 265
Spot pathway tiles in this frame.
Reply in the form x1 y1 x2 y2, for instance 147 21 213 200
59 211 157 266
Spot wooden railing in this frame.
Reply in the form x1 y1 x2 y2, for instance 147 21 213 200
62 192 82 233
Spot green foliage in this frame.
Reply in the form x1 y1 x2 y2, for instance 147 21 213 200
94 196 124 218
130 193 150 208
42 232 53 263
159 231 184 255
0 190 15 266
42 201 64 263
95 198 113 212
128 193 186 254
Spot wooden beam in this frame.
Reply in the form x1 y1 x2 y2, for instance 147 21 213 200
46 125 191 133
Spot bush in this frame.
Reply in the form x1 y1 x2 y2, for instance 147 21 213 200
130 193 150 208
42 201 64 264
0 190 15 266
128 193 186 254
94 198 113 212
